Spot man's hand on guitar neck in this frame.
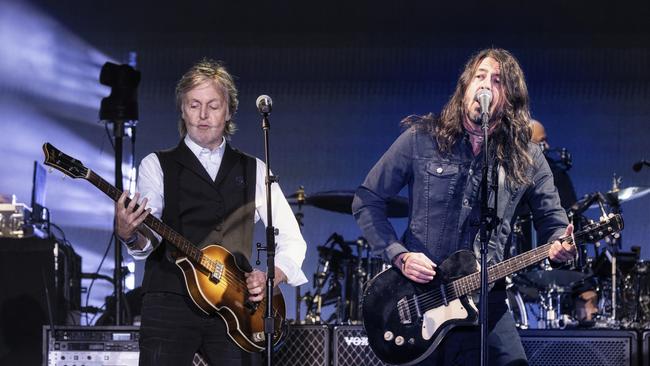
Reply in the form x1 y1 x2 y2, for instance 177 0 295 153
245 267 288 302
393 252 437 284
116 191 151 250
548 224 577 263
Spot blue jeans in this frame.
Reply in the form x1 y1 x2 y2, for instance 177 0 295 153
418 291 528 366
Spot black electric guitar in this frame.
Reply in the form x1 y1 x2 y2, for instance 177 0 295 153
362 215 623 365
43 143 285 353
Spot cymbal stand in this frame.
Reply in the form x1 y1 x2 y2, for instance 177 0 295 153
610 250 617 322
293 186 305 322
303 258 330 323
363 238 373 282
350 238 368 323
303 236 337 323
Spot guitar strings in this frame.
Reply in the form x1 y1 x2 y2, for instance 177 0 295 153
397 240 579 316
199 257 274 299
207 274 272 310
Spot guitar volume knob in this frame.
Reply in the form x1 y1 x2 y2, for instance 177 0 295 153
384 331 394 341
395 336 405 346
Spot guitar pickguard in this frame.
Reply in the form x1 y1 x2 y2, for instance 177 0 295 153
421 298 471 340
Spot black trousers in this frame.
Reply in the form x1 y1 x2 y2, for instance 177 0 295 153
417 291 529 366
139 292 261 366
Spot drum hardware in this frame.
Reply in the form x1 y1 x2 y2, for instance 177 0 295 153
618 258 650 328
288 186 306 322
505 277 529 329
517 269 588 289
299 232 387 325
535 284 575 329
350 237 368 323
302 233 351 324
543 147 572 171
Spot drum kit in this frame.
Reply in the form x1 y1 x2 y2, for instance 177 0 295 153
285 188 408 324
508 172 650 330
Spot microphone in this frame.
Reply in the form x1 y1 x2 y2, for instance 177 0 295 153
633 160 649 172
475 89 492 119
256 95 272 114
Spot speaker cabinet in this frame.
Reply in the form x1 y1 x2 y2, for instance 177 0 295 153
272 324 329 366
519 329 638 366
0 237 81 366
332 325 386 366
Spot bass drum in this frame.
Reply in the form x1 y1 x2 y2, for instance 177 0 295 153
505 286 529 329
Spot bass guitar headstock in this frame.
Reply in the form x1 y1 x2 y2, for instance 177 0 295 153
42 143 89 179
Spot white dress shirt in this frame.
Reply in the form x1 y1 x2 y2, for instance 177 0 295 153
127 135 308 286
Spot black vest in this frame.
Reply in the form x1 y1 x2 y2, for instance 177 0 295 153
141 141 257 295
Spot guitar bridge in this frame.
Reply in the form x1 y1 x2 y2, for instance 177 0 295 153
397 297 412 324
210 263 225 283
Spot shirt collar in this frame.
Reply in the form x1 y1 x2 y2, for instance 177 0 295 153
184 134 226 158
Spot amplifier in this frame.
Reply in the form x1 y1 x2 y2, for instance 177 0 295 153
43 326 210 366
272 324 329 366
332 325 386 366
519 329 638 366
43 326 139 366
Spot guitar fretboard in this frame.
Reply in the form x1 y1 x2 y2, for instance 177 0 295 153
450 240 562 297
86 170 218 273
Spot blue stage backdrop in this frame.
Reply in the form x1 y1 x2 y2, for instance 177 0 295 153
1 0 649 330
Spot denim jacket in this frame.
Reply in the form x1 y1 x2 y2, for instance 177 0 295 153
352 126 568 267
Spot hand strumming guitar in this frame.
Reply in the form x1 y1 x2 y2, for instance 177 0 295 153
393 252 437 284
245 267 288 302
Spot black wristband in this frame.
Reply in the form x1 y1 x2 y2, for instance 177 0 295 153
122 233 138 248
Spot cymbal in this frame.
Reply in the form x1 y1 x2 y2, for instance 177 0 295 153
572 186 650 213
611 186 650 203
515 269 587 289
289 190 409 218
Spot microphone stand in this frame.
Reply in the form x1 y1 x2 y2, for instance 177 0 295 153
260 109 278 366
479 111 499 366
113 119 125 326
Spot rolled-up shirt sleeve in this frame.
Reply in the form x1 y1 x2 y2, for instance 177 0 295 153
352 128 413 264
126 153 163 260
254 159 308 287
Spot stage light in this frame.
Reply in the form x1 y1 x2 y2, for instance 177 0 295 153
99 62 141 122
